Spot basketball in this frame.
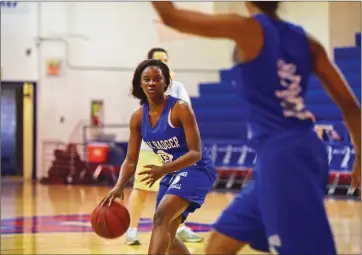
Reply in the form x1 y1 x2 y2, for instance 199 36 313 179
91 201 130 239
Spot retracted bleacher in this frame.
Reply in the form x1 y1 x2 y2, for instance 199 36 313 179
191 32 361 195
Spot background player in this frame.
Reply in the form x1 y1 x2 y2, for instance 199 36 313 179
151 1 361 254
102 59 216 254
127 47 204 245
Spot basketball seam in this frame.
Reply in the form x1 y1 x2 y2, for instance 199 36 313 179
108 207 127 232
103 207 116 238
100 207 113 238
109 203 130 231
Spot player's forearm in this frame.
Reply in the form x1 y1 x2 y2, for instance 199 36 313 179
161 150 202 173
115 158 137 188
342 105 361 154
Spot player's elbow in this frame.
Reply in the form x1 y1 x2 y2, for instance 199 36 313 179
159 13 176 27
190 150 202 162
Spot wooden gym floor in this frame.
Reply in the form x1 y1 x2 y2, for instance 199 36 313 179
1 178 361 254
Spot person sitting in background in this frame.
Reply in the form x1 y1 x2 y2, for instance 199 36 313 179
315 125 342 142
126 47 204 245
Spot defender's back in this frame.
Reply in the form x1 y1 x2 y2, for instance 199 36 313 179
234 14 315 141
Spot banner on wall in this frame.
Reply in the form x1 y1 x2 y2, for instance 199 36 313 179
90 100 104 138
46 59 62 77
1 1 30 14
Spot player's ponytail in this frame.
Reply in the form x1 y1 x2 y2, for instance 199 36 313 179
131 59 171 105
251 2 280 17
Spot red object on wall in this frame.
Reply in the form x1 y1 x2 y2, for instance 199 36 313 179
92 116 100 126
87 143 109 163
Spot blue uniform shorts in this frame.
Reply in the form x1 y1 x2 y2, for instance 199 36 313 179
156 166 216 222
213 130 337 255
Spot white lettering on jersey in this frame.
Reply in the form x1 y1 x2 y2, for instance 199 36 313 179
275 59 314 120
169 172 187 190
169 175 181 190
146 137 180 151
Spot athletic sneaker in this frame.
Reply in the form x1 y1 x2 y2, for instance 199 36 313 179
126 227 140 245
176 226 204 243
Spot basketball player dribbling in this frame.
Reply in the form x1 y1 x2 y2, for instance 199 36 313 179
152 1 361 254
102 59 216 254
127 47 204 245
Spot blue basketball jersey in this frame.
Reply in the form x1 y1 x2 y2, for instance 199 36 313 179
233 14 315 140
141 96 214 171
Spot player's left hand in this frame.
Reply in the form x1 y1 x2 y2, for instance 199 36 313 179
138 165 166 187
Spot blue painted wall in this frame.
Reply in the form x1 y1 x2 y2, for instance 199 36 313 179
1 87 18 176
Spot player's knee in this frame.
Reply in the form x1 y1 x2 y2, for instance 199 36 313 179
205 242 220 254
153 209 170 227
135 188 149 201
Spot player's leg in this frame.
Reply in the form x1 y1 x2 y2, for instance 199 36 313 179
258 130 337 255
127 188 150 245
206 180 269 254
149 194 190 255
150 168 216 254
205 231 248 255
176 168 214 243
167 214 190 254
127 151 162 245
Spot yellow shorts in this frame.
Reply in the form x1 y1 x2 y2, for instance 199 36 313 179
133 150 163 192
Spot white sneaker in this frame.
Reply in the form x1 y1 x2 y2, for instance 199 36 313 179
126 227 140 245
177 226 204 243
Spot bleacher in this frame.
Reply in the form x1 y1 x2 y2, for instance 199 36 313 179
191 33 361 194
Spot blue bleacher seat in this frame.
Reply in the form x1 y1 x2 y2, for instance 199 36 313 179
305 94 334 105
305 87 361 103
194 107 245 122
191 94 240 108
308 105 342 121
334 47 361 60
309 73 361 89
356 33 361 47
219 69 236 83
192 41 360 167
199 122 248 140
336 59 361 73
199 84 236 95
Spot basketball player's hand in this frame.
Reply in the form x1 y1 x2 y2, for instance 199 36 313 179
138 165 165 187
100 186 124 206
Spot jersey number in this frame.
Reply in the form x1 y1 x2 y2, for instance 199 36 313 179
157 150 174 164
275 59 313 120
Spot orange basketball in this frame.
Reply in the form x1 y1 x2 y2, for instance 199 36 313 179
90 201 130 239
